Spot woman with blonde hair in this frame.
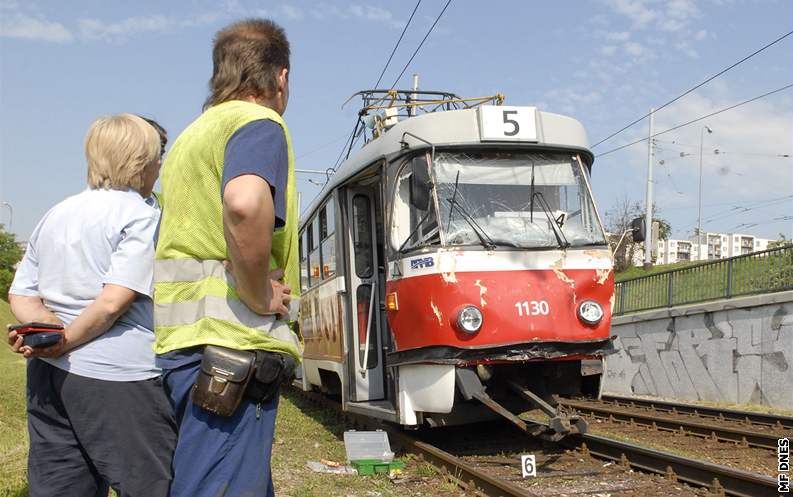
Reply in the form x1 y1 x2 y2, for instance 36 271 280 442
6 114 176 497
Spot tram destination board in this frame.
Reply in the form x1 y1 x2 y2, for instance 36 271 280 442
478 105 538 142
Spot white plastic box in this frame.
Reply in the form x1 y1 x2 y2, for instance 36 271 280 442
343 430 394 462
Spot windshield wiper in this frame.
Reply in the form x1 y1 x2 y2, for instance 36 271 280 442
444 170 497 250
532 191 570 249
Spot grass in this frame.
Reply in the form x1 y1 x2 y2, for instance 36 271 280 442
615 247 793 314
0 299 27 497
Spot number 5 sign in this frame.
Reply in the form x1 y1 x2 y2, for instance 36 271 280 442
479 106 538 142
521 454 537 478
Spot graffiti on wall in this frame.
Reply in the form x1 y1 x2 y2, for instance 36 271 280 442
604 302 793 408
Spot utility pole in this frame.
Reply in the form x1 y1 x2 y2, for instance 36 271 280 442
644 108 655 269
696 126 713 247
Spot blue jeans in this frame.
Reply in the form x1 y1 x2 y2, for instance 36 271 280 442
162 357 279 497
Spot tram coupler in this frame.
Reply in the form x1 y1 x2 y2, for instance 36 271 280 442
455 369 587 441
507 381 588 437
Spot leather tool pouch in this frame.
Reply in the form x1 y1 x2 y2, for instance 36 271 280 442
191 345 255 417
246 351 297 404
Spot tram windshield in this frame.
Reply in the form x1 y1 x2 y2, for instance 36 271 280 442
433 151 607 249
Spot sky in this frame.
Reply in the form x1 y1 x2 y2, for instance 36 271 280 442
1 0 792 243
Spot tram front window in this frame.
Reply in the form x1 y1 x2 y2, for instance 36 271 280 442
434 151 607 248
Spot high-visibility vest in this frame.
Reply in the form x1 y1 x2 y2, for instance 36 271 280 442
153 100 301 362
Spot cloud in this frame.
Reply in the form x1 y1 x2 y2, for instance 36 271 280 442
606 31 631 41
79 15 170 41
0 12 73 43
612 85 793 236
348 4 401 29
281 4 304 21
624 41 645 56
543 88 603 115
78 10 229 42
600 0 705 57
601 45 618 56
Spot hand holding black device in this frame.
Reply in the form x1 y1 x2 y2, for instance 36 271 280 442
9 322 65 348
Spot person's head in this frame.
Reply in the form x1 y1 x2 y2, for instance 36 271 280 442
85 113 162 197
138 115 168 158
204 18 290 115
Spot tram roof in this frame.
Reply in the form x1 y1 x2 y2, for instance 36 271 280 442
300 107 592 222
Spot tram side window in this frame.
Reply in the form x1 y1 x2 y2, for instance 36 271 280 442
299 230 309 292
319 203 336 279
307 218 320 286
352 195 374 278
390 155 439 253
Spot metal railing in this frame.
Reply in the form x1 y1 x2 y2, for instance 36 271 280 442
614 244 793 315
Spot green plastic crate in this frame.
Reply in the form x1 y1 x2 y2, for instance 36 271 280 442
351 459 405 476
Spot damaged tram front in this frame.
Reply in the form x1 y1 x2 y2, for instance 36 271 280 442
297 91 614 439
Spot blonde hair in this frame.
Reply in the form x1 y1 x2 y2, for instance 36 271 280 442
85 113 160 192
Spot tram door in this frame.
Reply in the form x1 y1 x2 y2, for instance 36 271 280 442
346 188 385 401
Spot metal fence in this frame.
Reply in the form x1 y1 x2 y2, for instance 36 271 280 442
614 244 793 315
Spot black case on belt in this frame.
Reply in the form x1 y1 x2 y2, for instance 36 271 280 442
191 345 255 417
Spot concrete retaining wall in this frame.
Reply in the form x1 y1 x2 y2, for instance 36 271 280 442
603 291 793 409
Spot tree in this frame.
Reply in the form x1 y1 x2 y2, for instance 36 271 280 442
0 225 23 300
604 195 672 271
768 233 791 249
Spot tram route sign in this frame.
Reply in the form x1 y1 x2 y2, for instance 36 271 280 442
479 105 538 142
521 454 537 478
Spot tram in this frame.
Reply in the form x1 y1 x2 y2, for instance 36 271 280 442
295 89 614 438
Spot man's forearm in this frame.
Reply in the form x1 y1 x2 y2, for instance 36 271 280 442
8 294 63 325
223 175 276 314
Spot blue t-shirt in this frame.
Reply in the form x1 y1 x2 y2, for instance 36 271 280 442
157 119 289 369
223 119 288 227
11 189 160 381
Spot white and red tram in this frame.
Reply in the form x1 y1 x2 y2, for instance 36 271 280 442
295 90 614 436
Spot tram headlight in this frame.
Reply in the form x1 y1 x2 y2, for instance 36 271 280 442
578 300 604 326
457 306 483 334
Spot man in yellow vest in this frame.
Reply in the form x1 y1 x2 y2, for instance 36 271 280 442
153 18 301 497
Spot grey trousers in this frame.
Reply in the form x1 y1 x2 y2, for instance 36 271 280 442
26 358 177 497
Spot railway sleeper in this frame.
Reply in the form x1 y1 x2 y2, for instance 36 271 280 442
454 368 588 441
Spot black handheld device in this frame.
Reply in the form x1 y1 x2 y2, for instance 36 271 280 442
9 322 65 348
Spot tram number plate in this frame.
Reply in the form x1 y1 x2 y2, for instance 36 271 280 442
479 105 538 142
521 454 537 478
515 300 550 317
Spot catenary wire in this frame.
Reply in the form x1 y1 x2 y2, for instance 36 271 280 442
591 29 793 149
373 0 422 89
389 0 453 90
595 83 793 158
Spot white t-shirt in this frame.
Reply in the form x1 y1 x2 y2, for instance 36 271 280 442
11 188 160 381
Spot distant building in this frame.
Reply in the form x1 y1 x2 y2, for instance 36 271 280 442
633 232 773 266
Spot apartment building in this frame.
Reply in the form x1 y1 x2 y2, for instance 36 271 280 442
632 232 774 266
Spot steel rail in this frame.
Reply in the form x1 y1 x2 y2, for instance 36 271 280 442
562 433 780 497
394 436 538 497
559 398 783 449
600 394 793 430
289 388 778 497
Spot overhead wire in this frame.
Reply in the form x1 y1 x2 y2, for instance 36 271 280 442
373 0 422 89
591 29 793 149
319 0 435 193
388 0 453 90
595 83 793 158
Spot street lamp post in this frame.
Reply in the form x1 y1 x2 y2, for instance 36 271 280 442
696 126 713 245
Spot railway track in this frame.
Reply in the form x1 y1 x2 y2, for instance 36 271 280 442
288 388 781 497
558 397 790 450
599 394 793 430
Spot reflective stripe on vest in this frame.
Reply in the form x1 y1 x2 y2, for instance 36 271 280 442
154 259 301 354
